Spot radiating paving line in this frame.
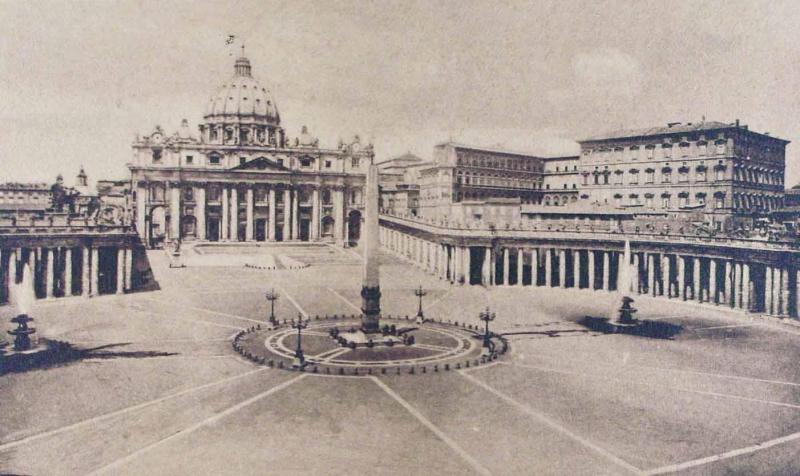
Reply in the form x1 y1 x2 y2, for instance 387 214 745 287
518 352 800 388
691 323 756 331
458 370 644 475
142 297 264 325
371 377 493 476
643 430 800 475
327 287 362 313
96 301 244 331
88 373 308 475
274 284 309 318
0 367 268 452
501 361 800 410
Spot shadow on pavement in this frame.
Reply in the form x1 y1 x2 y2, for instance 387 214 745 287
0 340 177 376
578 316 683 340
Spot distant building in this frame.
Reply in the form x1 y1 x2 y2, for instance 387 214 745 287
0 182 51 217
577 120 788 230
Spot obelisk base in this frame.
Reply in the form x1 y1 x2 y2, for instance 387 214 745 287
360 286 381 333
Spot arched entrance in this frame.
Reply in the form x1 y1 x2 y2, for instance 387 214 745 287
182 215 197 240
321 216 335 239
146 205 166 249
347 210 361 245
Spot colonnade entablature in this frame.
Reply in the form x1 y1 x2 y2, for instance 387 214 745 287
379 213 800 319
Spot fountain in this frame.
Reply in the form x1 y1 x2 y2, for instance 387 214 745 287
7 264 38 352
607 240 639 332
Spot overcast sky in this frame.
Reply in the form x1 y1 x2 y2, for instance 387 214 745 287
1 0 799 186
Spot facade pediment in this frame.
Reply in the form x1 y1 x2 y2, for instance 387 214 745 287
231 157 290 172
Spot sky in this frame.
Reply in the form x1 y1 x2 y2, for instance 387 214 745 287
1 0 799 186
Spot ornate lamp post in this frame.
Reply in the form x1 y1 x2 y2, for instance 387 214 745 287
292 315 307 368
478 307 496 349
265 288 279 325
414 284 427 322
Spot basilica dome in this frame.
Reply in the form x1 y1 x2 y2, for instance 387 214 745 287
204 56 280 126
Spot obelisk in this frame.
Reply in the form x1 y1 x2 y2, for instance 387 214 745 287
360 161 381 333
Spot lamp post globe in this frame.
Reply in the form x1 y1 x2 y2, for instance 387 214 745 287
479 307 496 349
265 288 279 325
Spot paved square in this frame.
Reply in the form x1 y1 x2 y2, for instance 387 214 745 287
2 244 799 475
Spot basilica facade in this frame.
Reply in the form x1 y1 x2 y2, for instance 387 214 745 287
130 54 373 248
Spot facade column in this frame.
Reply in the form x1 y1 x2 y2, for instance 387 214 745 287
488 248 495 285
764 265 774 313
283 189 292 241
482 247 491 285
570 250 578 288
333 188 344 245
90 247 99 297
116 248 124 294
503 248 510 285
587 250 595 290
678 256 687 300
463 246 471 284
559 249 567 288
544 249 552 287
741 263 750 312
45 248 54 299
648 254 656 296
221 187 229 241
311 188 320 240
693 257 702 301
170 185 181 241
268 188 276 241
82 246 90 297
663 255 671 297
632 253 640 293
530 248 539 287
453 246 461 283
709 259 717 304
602 252 610 291
196 186 206 241
136 184 147 241
230 187 239 241
64 248 73 297
291 189 299 240
245 187 254 241
7 250 17 290
519 249 525 286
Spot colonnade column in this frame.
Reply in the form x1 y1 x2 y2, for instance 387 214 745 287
587 250 595 290
82 246 90 297
617 252 624 291
170 185 181 240
463 246 471 284
678 256 687 300
781 268 790 316
574 250 581 289
531 248 539 287
221 187 229 241
602 252 610 291
559 249 566 288
311 188 320 240
125 248 133 292
724 261 733 306
64 248 73 297
91 247 99 297
693 257 701 301
116 248 125 294
742 263 750 312
632 254 640 293
648 254 656 296
709 259 717 304
268 189 276 241
196 187 206 241
46 248 54 299
519 249 525 286
662 255 671 297
245 188 254 241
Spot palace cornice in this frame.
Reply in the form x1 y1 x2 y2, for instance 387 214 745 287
132 142 372 157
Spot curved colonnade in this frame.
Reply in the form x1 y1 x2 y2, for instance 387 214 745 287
380 214 800 319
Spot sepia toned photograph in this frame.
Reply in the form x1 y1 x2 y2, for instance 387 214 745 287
1 1 799 474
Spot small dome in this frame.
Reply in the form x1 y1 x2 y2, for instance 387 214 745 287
204 56 280 126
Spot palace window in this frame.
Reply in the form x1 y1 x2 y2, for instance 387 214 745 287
239 157 247 166
645 193 654 208
662 144 672 158
696 165 707 182
255 188 268 203
645 168 654 183
351 157 360 168
152 148 162 163
629 146 639 160
662 195 670 209
645 145 655 159
209 154 221 165
679 142 690 157
697 141 707 156
300 157 313 167
715 139 726 155
325 160 332 168
629 169 639 184
678 166 689 183
182 188 194 201
696 193 706 206
679 193 689 208
614 170 623 185
614 194 622 207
